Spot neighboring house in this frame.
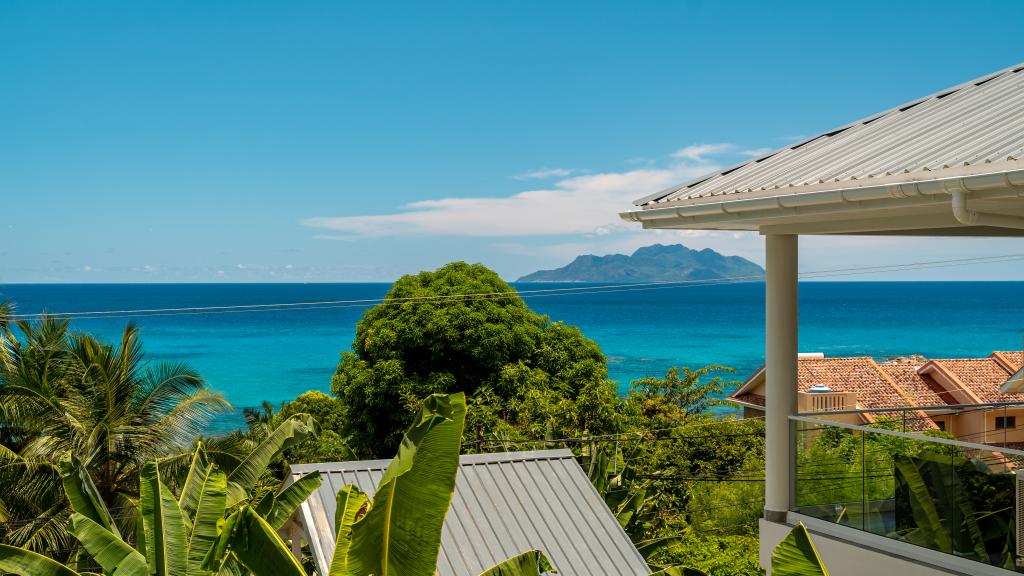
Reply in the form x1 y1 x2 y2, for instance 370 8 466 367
289 449 650 576
619 59 1024 576
729 351 1024 443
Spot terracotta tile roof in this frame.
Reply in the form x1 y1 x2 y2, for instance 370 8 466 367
728 351 1024 432
993 351 1024 372
870 410 938 432
796 357 915 411
878 364 946 407
930 358 1021 404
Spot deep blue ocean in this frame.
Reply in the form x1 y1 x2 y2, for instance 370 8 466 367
2 282 1022 430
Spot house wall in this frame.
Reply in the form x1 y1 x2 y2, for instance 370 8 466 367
947 408 1024 445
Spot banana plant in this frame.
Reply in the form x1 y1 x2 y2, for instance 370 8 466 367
770 523 829 576
893 451 1015 569
587 443 686 568
218 389 561 573
0 413 322 576
88 444 319 576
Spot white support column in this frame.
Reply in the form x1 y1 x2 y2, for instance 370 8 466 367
764 234 798 522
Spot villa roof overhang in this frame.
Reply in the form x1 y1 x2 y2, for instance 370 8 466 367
1003 367 1024 394
620 63 1024 236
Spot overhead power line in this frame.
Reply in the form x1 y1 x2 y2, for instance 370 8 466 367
6 252 1024 320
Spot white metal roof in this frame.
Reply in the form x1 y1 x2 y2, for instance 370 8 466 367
621 63 1024 236
290 449 649 576
638 63 1024 207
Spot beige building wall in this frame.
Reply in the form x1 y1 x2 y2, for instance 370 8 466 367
944 407 1024 446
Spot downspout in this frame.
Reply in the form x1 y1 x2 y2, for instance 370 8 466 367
950 186 1024 230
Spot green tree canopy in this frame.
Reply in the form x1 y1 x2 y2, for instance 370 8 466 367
0 310 231 556
331 262 615 455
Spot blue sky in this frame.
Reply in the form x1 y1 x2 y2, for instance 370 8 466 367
2 1 1023 283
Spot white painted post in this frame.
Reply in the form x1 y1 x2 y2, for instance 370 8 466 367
764 234 798 522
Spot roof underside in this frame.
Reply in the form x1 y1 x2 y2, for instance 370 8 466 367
623 63 1024 235
291 450 649 576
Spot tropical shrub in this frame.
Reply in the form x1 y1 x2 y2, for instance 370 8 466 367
331 262 617 456
276 391 354 463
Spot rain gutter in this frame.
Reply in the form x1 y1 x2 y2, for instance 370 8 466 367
619 169 1024 228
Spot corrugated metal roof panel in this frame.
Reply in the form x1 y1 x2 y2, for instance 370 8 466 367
291 449 649 576
636 63 1024 207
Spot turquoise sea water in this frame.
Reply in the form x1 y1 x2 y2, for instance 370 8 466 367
1 282 1022 429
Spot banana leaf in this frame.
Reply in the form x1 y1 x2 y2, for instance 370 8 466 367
200 509 240 573
262 472 322 530
218 507 306 576
69 514 149 576
634 535 685 561
0 544 83 576
139 461 188 576
337 392 466 576
893 454 953 553
176 445 228 574
60 457 120 539
587 445 611 494
477 549 556 575
226 413 318 505
770 523 829 576
329 485 370 576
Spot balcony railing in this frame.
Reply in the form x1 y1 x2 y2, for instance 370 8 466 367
798 390 857 413
790 412 1024 573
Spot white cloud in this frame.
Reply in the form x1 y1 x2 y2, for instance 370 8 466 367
741 147 774 157
304 145 738 240
670 143 734 162
513 167 577 180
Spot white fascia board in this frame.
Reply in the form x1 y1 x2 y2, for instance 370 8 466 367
620 168 1024 231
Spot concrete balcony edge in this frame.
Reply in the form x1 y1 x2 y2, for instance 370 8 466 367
758 513 1016 576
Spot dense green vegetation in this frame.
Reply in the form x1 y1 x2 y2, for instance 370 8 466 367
327 263 768 575
0 389 829 576
0 263 777 574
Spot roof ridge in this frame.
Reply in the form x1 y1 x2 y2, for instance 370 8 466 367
289 448 576 475
922 359 985 404
991 351 1022 373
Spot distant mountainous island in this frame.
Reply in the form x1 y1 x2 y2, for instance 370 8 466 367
517 244 764 282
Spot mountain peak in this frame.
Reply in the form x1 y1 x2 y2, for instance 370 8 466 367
517 244 764 283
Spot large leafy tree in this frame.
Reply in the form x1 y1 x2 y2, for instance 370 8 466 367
0 307 231 555
331 262 617 456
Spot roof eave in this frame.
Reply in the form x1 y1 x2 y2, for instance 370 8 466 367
1001 368 1024 394
726 397 765 410
620 167 1024 235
